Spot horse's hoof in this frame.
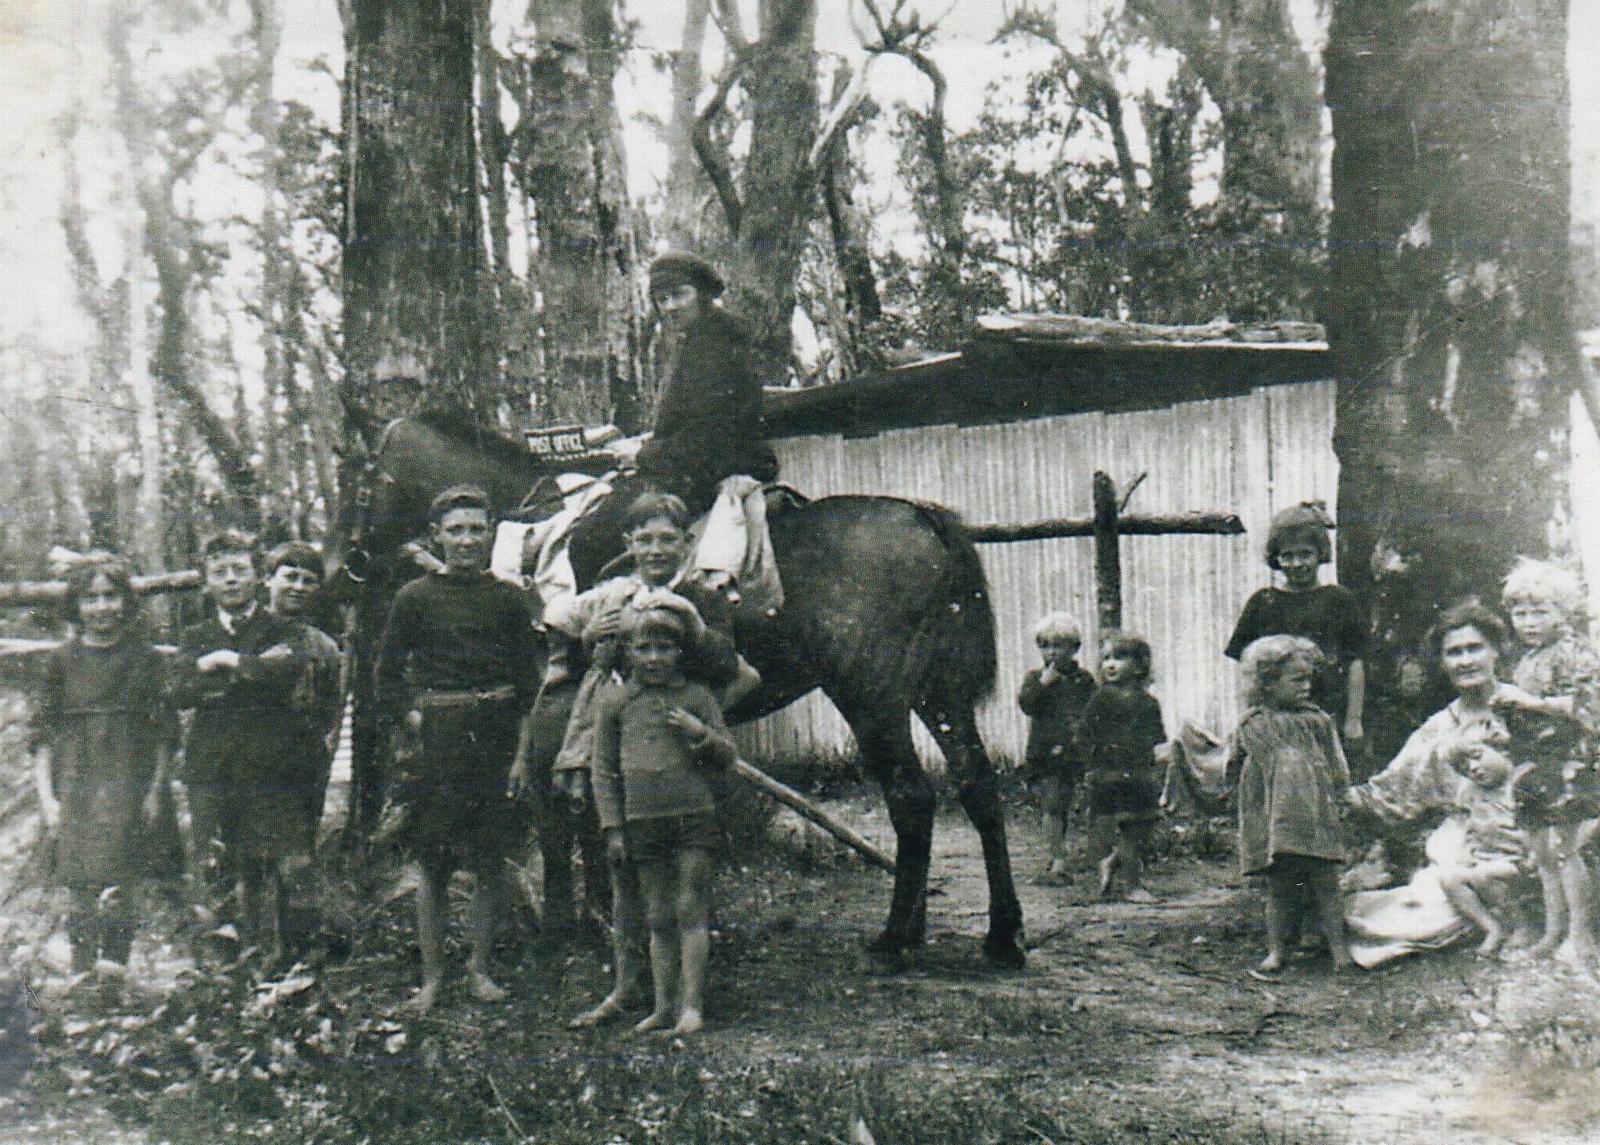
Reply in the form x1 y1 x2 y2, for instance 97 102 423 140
983 933 1027 971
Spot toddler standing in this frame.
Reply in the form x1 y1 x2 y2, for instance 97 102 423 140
1492 558 1600 965
1018 612 1095 883
1229 635 1353 977
1080 632 1165 903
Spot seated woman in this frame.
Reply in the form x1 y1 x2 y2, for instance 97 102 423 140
1342 605 1527 965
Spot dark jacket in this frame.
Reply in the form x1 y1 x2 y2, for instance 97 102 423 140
636 305 778 510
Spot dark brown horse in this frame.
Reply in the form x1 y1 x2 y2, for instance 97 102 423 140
333 413 1023 967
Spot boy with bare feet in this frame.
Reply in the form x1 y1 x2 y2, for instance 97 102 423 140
1438 743 1530 957
589 597 735 1036
374 486 542 1011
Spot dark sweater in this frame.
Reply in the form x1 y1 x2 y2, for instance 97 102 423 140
374 570 542 724
1018 664 1096 776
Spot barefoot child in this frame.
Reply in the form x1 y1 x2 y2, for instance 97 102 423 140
1492 558 1600 965
590 598 736 1036
513 492 740 1027
1229 636 1353 976
1017 612 1095 882
1437 742 1530 956
1080 632 1165 903
31 555 178 978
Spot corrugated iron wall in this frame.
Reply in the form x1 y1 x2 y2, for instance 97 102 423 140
734 379 1340 768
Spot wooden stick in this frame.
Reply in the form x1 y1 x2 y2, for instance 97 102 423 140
0 569 203 608
732 758 896 873
965 511 1243 544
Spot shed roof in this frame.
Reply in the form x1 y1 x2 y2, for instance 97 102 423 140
766 313 1331 440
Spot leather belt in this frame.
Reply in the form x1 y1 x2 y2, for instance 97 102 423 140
413 684 517 709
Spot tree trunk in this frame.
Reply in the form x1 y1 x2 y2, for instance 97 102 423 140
1327 0 1575 658
663 0 713 247
342 0 498 423
732 0 819 377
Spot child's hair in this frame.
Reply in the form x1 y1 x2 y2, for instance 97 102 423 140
62 553 139 626
1444 740 1512 786
1032 611 1082 646
200 529 260 570
1099 631 1152 681
1265 501 1333 570
265 541 322 578
1240 634 1322 707
428 484 494 525
1501 557 1584 620
622 491 692 535
624 588 706 650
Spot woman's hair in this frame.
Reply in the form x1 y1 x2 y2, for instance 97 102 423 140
1425 603 1509 663
1100 631 1153 681
1501 557 1585 619
1031 611 1082 646
1265 501 1333 570
1240 634 1322 707
62 552 139 628
622 491 691 535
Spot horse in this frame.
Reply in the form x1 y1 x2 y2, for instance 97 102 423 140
333 412 1024 967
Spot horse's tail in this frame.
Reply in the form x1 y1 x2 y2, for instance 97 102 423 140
911 501 998 705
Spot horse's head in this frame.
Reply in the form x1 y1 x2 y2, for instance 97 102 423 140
327 413 566 593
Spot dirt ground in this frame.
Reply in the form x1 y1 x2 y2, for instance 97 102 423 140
6 754 1600 1142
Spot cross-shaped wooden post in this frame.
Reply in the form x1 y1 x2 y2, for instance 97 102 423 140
967 470 1245 631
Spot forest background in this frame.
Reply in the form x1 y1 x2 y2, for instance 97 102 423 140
0 0 1597 606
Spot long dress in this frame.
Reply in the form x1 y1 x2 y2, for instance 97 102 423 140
32 637 177 887
1232 704 1349 876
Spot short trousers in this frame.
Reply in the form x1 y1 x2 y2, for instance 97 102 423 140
626 811 722 866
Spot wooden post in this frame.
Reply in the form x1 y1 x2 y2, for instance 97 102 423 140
1092 471 1121 631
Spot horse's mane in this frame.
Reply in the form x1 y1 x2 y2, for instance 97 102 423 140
407 410 545 471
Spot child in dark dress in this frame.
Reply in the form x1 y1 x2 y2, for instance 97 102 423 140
31 556 177 977
1080 632 1166 903
1226 502 1368 762
1017 611 1095 883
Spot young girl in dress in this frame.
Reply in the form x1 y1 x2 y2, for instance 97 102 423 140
1080 632 1166 903
1226 502 1368 764
31 555 177 977
1230 635 1353 977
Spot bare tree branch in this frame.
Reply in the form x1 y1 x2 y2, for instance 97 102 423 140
692 55 746 236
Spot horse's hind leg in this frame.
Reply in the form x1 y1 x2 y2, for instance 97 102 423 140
830 691 935 959
916 700 1025 969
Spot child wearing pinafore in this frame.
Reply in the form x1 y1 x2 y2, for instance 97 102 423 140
31 556 178 978
1229 635 1353 977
